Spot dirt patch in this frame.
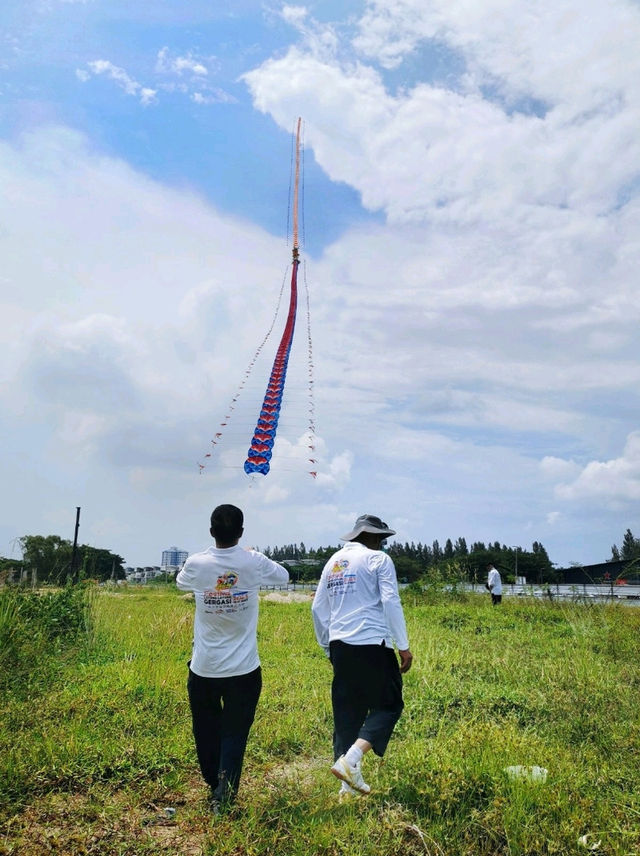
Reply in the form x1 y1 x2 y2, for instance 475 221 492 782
261 592 313 604
265 756 326 786
1 785 207 856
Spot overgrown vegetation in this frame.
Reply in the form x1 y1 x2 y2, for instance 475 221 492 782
0 583 94 698
1 586 639 855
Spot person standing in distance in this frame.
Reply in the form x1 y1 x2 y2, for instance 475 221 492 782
485 562 503 605
176 504 288 813
311 514 413 796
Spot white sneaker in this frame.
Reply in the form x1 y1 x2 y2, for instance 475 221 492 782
338 781 358 801
331 755 371 794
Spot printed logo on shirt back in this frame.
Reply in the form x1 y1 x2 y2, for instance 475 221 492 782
215 572 239 590
327 559 357 595
203 570 248 614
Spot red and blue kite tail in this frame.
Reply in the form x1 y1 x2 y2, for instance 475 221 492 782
244 258 299 475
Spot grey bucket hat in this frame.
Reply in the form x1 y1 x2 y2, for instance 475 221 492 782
340 514 396 542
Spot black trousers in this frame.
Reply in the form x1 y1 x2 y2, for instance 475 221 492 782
329 640 404 760
187 666 262 802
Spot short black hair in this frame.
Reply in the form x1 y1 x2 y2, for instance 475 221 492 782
210 504 244 542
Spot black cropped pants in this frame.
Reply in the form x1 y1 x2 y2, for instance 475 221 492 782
329 640 404 760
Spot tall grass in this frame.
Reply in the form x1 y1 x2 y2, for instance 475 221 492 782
1 587 638 855
0 583 93 697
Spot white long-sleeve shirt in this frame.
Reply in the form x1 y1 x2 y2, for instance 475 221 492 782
487 567 502 595
311 541 409 655
176 545 288 678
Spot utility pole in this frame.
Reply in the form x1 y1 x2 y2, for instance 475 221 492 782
511 546 519 580
70 507 81 584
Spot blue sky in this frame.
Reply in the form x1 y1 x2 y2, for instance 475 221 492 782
1 0 639 569
1 1 373 252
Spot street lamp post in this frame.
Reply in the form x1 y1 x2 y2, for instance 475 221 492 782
511 546 520 587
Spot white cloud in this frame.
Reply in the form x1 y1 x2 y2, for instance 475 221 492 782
192 90 236 105
281 5 308 27
353 0 640 111
4 1 640 569
279 5 339 58
242 1 640 420
540 457 581 481
555 433 640 504
84 60 157 105
150 47 234 104
156 47 212 77
80 52 231 108
246 0 640 230
25 314 140 413
315 450 353 490
0 126 365 560
138 88 157 106
238 0 640 565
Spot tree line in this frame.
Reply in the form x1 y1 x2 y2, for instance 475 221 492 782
2 527 637 586
263 528 640 584
261 537 555 584
0 535 125 585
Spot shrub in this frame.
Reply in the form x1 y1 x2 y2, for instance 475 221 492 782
0 584 93 695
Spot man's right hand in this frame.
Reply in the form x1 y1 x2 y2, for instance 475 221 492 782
398 649 413 674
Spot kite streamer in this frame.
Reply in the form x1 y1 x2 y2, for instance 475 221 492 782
198 266 289 472
303 259 316 473
198 118 314 478
243 259 298 475
244 118 302 476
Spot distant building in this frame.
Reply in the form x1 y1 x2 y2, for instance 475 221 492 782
125 566 163 584
161 546 188 573
558 559 638 584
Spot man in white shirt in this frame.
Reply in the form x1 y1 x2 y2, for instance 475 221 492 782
176 504 288 812
486 563 503 605
311 514 413 796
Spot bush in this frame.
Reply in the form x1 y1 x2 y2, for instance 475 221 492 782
0 584 93 695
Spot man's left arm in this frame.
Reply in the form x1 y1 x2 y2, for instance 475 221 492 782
311 569 331 656
176 559 196 592
377 555 412 671
255 551 290 587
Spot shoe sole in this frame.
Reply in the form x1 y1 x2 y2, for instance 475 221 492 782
330 763 370 794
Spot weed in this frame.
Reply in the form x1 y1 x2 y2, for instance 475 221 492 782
1 589 639 855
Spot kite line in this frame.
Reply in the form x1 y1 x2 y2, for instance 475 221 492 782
244 118 303 476
198 267 289 473
198 117 315 478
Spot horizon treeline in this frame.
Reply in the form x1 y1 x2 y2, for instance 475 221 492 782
261 528 640 584
260 538 555 583
1 528 637 587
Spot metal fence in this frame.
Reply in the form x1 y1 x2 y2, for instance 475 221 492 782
466 582 640 603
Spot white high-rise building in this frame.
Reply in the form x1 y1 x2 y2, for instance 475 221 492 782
161 546 188 571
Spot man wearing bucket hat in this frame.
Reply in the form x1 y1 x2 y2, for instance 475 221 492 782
311 514 413 796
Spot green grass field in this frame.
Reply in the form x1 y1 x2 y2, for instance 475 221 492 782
1 586 639 855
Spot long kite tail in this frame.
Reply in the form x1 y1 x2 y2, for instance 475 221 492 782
197 264 289 473
244 258 298 475
244 117 302 477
